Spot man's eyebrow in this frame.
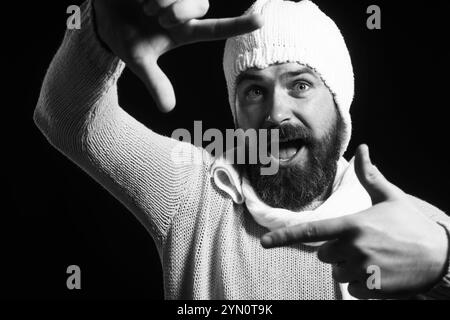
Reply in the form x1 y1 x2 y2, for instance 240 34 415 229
282 67 318 79
236 73 266 87
236 67 318 87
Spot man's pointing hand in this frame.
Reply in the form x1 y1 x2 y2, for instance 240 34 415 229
94 0 263 112
261 145 449 299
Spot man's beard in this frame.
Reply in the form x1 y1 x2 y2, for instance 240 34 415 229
244 113 344 212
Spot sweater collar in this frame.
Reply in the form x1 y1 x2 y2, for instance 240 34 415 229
210 154 372 242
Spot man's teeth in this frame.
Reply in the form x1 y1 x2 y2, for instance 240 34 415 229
278 140 301 160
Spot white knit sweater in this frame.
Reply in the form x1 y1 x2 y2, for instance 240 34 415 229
34 1 450 299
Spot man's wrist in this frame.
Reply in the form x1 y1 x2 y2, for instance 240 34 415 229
63 0 125 94
435 221 450 281
421 221 450 299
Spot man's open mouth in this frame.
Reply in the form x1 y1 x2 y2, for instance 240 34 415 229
273 138 305 163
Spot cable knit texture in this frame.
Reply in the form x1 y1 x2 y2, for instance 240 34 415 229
34 0 450 299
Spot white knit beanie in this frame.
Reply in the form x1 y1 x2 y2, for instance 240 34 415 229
223 0 354 156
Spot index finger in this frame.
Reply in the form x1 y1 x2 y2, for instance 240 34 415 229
186 14 263 43
261 216 354 248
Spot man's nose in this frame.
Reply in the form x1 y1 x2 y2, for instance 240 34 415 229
265 89 294 127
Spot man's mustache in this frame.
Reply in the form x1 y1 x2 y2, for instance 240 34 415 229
268 123 314 146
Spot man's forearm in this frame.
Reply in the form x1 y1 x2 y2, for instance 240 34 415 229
34 1 124 151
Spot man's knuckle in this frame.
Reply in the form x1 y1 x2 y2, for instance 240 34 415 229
304 224 317 239
283 228 296 243
345 217 362 236
170 8 183 22
365 168 379 184
352 238 370 260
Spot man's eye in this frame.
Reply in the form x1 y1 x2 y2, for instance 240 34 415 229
246 87 264 101
293 81 310 93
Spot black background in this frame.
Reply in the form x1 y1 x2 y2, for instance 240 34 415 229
1 0 449 299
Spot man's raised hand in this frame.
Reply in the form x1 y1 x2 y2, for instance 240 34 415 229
93 0 263 112
261 145 449 299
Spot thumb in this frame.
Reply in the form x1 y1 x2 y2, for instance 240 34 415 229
354 144 404 204
128 54 176 113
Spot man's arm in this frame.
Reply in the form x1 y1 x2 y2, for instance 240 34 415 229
34 0 262 251
33 0 211 250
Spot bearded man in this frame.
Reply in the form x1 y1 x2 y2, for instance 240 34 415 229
34 0 450 299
